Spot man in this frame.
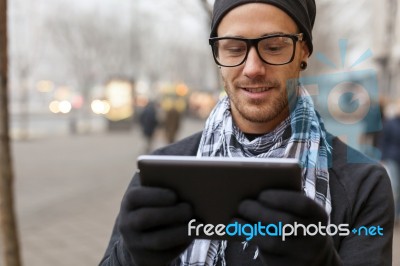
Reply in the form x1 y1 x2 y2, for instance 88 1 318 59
139 100 159 153
164 106 181 144
100 0 394 265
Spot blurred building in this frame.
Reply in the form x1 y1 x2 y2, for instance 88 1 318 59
311 0 399 99
6 0 399 138
103 79 135 131
390 0 400 99
301 0 399 156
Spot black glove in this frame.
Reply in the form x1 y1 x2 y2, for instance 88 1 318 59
118 186 193 266
237 190 341 266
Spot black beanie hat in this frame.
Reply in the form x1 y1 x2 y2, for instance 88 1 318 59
211 0 316 55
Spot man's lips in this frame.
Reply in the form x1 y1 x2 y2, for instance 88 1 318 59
240 86 274 93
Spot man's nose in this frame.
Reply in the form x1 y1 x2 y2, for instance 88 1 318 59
242 47 266 78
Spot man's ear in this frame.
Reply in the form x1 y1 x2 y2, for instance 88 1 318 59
300 41 310 61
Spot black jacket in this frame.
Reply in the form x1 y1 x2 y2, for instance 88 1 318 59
100 132 394 266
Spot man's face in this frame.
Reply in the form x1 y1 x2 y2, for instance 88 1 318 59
217 3 309 133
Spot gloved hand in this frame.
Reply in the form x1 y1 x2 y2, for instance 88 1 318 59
118 186 193 266
237 190 341 266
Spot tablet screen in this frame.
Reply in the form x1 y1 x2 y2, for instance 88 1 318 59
137 155 302 226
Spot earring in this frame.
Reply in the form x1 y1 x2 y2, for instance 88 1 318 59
300 61 308 70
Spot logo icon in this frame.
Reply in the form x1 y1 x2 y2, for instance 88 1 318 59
327 81 371 125
297 39 382 162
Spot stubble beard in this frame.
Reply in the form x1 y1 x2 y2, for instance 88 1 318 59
224 81 290 124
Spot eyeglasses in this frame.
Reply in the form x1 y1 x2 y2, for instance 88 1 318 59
209 33 303 67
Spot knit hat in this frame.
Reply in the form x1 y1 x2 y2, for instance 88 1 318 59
211 0 316 55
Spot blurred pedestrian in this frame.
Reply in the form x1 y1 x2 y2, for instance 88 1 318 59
379 101 400 221
139 101 159 153
164 106 181 143
360 98 386 159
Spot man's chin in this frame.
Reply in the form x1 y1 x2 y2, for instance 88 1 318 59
240 105 289 123
240 110 278 124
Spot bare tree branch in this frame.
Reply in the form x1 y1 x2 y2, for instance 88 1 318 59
199 0 213 21
45 6 133 101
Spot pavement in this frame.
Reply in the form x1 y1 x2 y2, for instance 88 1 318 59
0 117 399 266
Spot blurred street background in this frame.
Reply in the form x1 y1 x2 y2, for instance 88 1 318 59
1 117 399 266
1 0 400 265
5 117 206 266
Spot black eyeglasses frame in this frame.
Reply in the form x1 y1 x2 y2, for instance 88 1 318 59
209 33 304 67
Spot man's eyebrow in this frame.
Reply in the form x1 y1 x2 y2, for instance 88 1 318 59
260 31 290 37
220 32 292 38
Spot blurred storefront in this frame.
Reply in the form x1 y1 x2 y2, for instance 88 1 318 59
102 78 135 131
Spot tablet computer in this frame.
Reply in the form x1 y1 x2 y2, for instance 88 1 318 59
137 155 301 226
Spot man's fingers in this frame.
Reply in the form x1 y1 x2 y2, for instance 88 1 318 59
122 186 178 210
132 224 192 251
238 199 299 225
258 190 328 223
122 202 192 231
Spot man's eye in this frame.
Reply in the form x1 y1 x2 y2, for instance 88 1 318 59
263 45 284 53
226 46 246 53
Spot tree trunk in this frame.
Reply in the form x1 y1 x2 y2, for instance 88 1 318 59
0 0 23 265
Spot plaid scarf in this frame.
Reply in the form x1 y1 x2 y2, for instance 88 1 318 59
177 86 332 265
